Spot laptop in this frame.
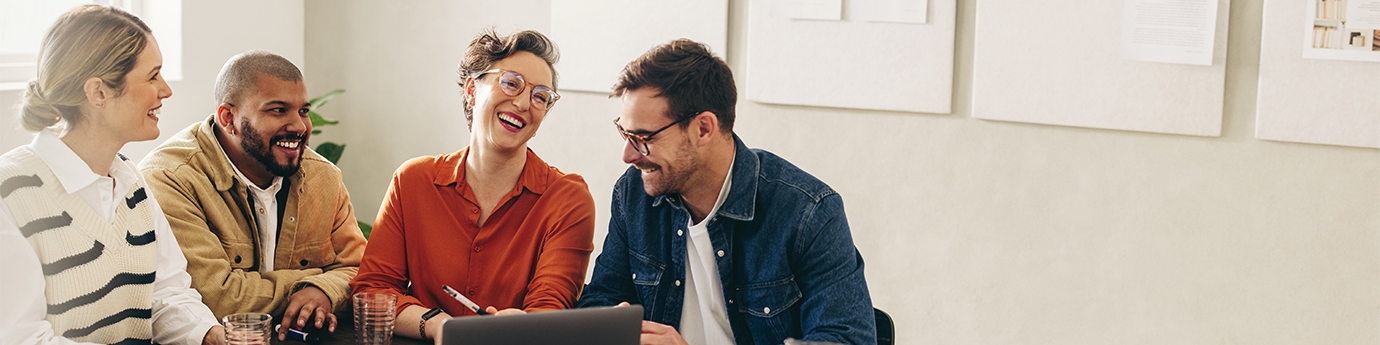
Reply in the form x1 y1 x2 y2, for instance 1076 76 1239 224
439 305 643 345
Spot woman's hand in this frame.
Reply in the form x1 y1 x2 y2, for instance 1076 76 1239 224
484 306 526 316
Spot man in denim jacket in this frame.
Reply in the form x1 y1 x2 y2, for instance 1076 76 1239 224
578 39 875 345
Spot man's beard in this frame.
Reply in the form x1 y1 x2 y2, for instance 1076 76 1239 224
239 120 306 177
639 136 698 197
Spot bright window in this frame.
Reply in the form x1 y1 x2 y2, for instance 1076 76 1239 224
0 0 181 90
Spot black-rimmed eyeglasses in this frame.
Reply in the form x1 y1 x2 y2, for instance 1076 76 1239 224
614 114 697 156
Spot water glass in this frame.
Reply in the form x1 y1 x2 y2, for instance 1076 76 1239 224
353 292 398 345
223 313 272 345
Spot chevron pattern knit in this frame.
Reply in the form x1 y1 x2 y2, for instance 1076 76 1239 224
0 148 156 345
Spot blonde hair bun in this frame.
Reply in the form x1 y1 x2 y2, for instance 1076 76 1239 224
20 80 64 132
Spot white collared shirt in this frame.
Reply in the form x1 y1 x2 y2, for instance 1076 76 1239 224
680 156 736 345
0 131 219 345
219 147 283 273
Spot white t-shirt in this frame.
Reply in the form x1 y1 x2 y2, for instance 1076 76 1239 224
680 158 735 345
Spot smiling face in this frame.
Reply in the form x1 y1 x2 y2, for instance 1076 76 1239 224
229 74 311 177
618 88 701 197
466 51 554 153
93 35 170 143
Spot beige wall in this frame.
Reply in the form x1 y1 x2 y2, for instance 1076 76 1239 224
3 0 1377 344
0 0 1358 344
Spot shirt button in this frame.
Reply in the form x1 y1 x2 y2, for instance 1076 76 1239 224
728 299 734 304
763 307 770 314
472 208 478 214
716 250 724 257
677 230 683 236
474 246 481 252
300 259 309 266
468 288 476 295
234 256 242 263
675 280 681 286
632 273 637 279
257 207 265 214
288 217 295 222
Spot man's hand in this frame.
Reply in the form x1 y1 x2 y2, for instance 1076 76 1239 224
278 285 337 340
202 325 225 345
639 320 688 345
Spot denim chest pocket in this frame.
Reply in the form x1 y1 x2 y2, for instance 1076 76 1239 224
628 251 664 313
736 276 804 342
736 276 802 318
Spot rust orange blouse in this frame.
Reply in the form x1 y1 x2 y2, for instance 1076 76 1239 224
349 147 596 315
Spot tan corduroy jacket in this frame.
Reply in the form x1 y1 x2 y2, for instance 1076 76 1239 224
139 115 367 318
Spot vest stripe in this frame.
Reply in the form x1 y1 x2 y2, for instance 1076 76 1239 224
41 240 104 275
125 188 147 209
59 308 152 338
125 230 156 246
0 174 42 197
47 272 156 314
110 338 153 345
19 211 72 238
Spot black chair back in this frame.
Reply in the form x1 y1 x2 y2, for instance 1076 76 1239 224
874 307 894 345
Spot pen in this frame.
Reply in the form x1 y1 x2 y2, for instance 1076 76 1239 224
442 285 490 315
275 324 320 343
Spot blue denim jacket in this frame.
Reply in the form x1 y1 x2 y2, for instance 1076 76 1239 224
578 135 876 345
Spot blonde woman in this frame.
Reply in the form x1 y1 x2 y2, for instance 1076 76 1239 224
0 5 223 345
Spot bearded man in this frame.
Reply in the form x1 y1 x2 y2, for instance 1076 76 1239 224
578 40 875 345
139 50 367 341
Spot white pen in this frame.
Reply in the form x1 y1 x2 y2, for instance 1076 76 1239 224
441 285 490 315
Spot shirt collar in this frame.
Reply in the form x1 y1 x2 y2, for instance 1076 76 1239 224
434 146 554 195
654 134 759 222
31 130 135 195
708 134 757 222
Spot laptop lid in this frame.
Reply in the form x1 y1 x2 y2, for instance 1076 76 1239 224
439 306 643 345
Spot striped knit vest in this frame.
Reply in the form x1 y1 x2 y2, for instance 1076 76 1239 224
0 148 156 345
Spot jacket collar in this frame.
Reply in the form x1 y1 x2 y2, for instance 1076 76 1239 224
432 146 553 196
654 134 758 222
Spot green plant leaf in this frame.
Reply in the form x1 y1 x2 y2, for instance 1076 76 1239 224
311 129 322 135
310 89 345 108
358 220 373 239
309 110 339 128
316 142 345 165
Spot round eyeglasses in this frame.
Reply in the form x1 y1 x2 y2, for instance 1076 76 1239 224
476 69 560 111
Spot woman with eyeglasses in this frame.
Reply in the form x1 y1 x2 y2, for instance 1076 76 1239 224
0 5 224 345
349 28 595 341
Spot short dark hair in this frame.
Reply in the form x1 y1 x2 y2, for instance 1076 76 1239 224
612 39 735 134
214 50 303 106
457 28 560 129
